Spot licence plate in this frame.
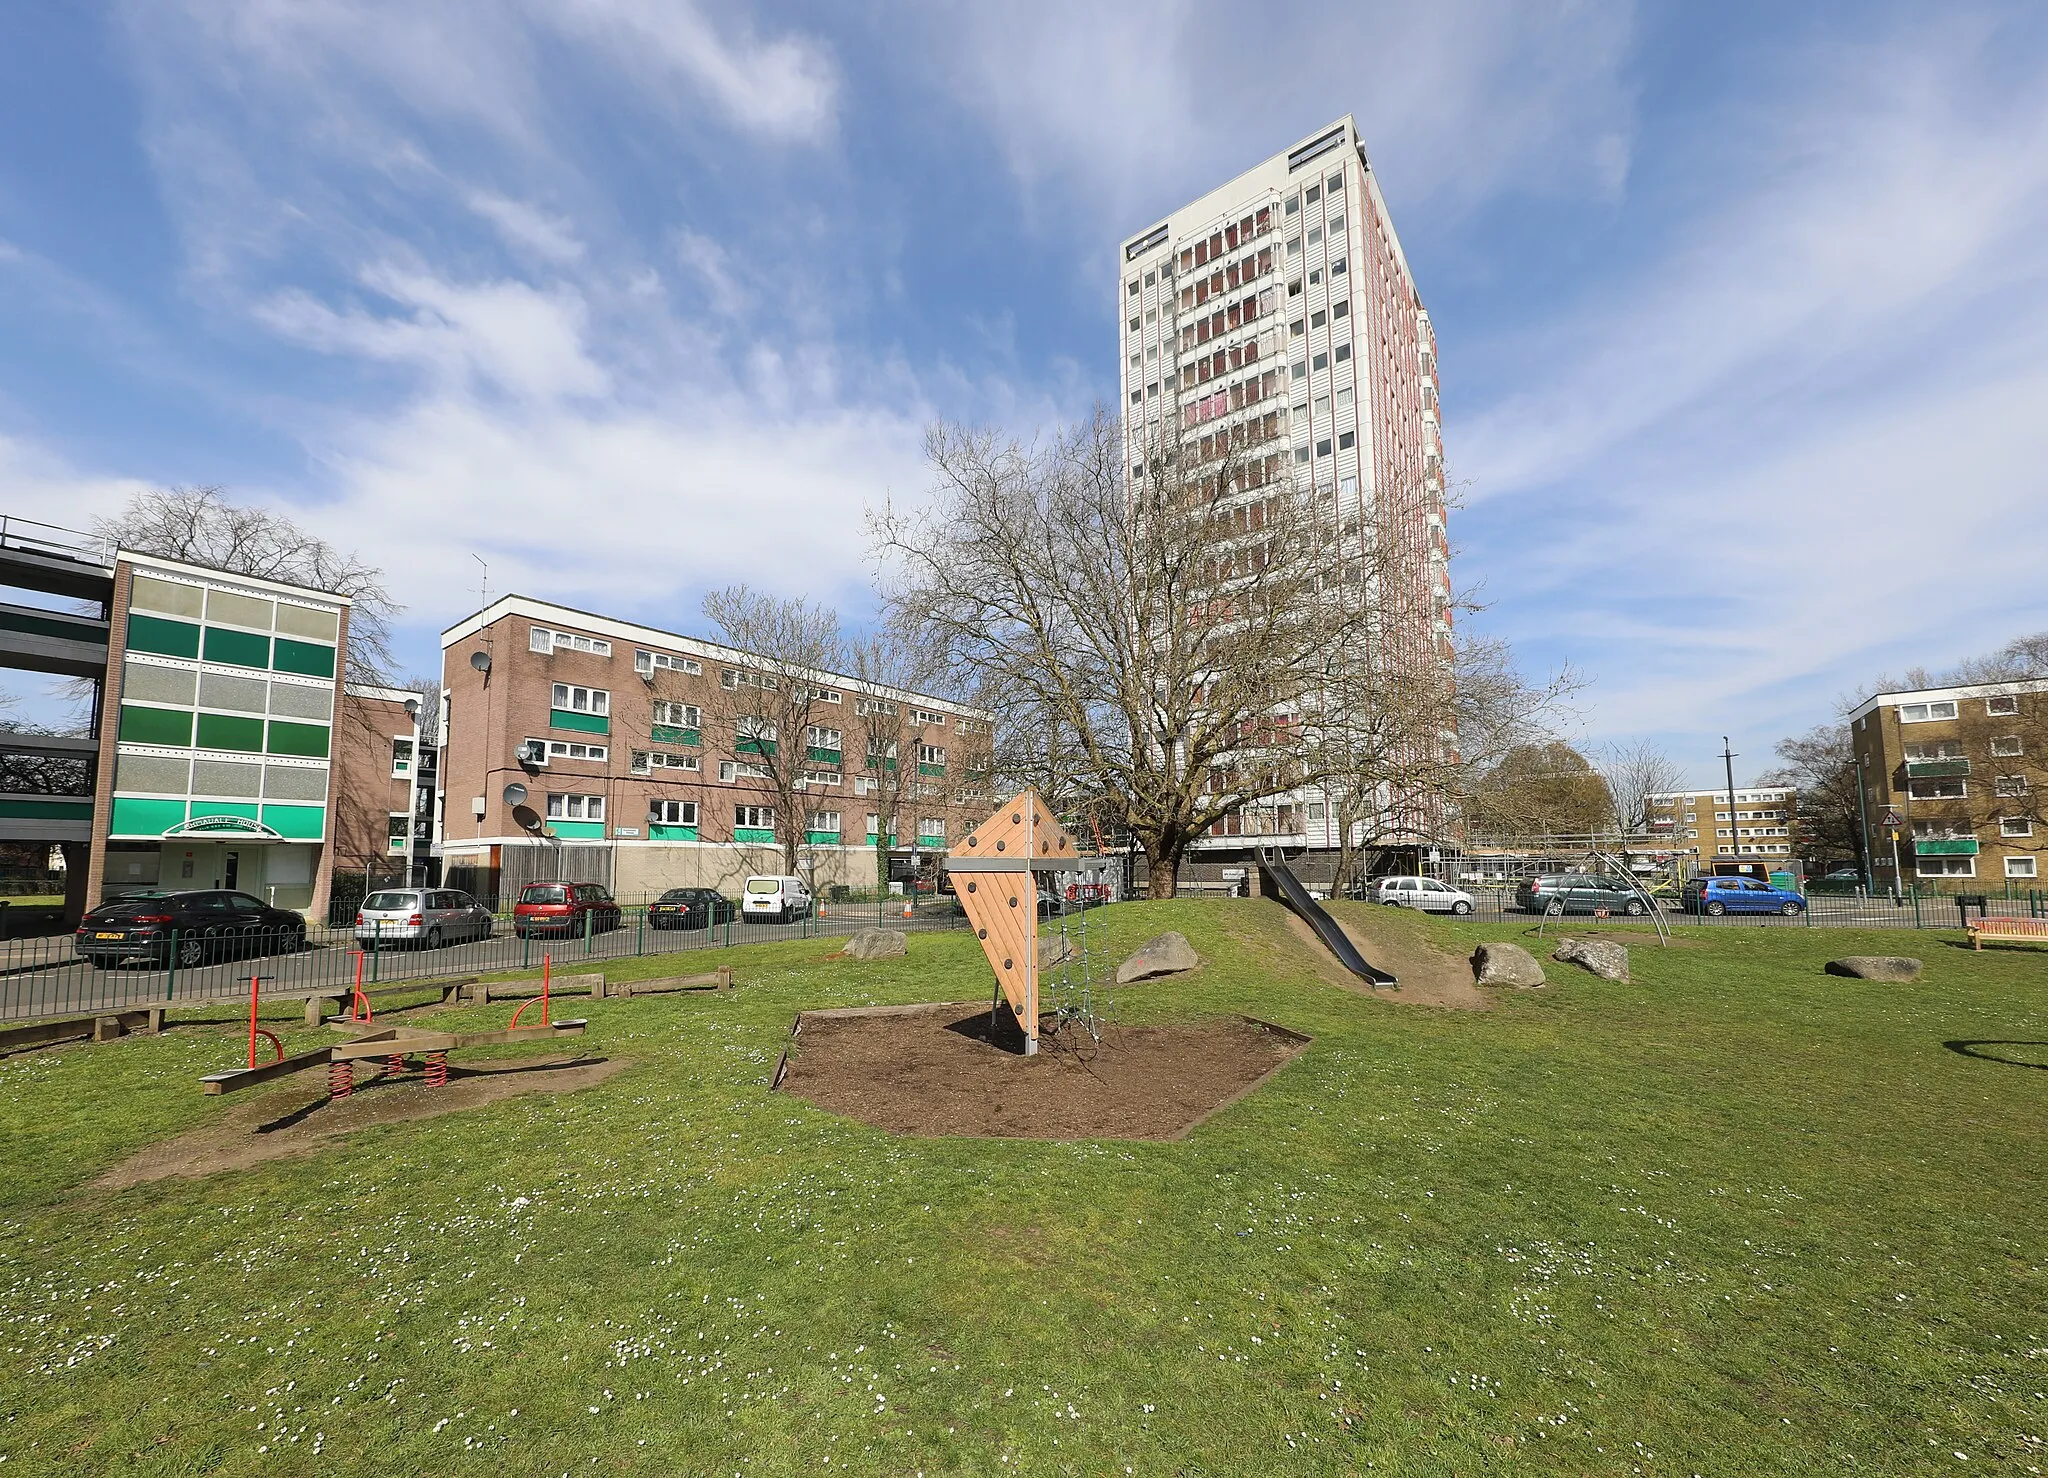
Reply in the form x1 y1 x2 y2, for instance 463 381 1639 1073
95 931 124 939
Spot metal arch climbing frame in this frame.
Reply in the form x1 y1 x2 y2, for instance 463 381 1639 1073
946 788 1083 1056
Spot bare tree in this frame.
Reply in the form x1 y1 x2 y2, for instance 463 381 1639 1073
92 486 400 685
699 585 847 877
1598 738 1685 834
1757 722 1864 872
872 409 1417 899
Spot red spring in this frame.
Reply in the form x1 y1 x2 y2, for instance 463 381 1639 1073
423 1051 449 1089
328 1059 355 1099
385 1054 408 1078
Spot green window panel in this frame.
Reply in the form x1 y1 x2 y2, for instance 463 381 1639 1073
0 608 106 641
551 709 610 735
648 824 699 842
0 797 93 820
805 830 841 846
260 803 326 840
918 763 946 777
549 820 606 840
187 803 262 828
866 832 897 848
125 613 201 659
202 625 271 669
271 636 336 679
866 756 898 771
734 826 776 844
808 747 842 765
110 797 187 837
736 737 777 756
119 704 194 747
650 725 700 746
196 712 266 753
1913 837 1979 856
266 719 331 758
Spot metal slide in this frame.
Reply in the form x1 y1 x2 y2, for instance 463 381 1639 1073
1256 850 1399 987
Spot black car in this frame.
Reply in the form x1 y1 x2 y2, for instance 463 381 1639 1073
1514 873 1651 916
646 887 737 931
75 889 308 969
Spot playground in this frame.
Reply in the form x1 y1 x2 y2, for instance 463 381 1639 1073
0 858 2045 1472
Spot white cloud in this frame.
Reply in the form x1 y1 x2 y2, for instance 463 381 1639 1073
466 193 585 264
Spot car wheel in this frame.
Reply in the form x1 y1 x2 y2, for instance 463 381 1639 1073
426 927 443 950
1625 899 1646 917
1705 901 1726 916
1452 900 1472 916
177 934 208 967
1779 901 1801 916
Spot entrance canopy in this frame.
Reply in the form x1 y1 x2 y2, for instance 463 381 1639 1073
161 815 288 843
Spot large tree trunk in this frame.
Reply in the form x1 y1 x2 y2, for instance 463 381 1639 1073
1147 853 1178 900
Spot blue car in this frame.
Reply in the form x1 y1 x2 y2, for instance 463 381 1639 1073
1682 876 1807 916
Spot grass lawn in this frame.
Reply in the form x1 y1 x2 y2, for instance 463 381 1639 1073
1 899 2044 1474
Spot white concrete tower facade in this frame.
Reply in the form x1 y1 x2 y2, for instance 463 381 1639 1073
1117 117 1453 857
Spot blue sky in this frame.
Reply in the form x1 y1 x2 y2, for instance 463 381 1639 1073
2 1 2046 788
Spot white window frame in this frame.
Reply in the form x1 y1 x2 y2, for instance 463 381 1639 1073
1899 700 1958 722
1915 853 1975 878
550 683 609 716
801 769 842 788
531 626 611 657
855 697 898 717
910 707 947 727
918 816 946 841
634 649 701 676
649 798 697 827
1991 735 2024 757
917 744 946 767
543 740 607 764
386 813 409 854
652 701 700 730
2001 816 2033 838
735 804 775 830
546 793 605 821
2005 855 2038 879
391 736 414 779
806 725 843 750
1908 778 1967 800
718 759 770 783
808 810 842 834
1986 695 2020 716
519 737 550 767
721 668 778 692
1995 775 2031 798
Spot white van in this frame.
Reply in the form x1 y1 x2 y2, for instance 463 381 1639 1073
742 875 812 923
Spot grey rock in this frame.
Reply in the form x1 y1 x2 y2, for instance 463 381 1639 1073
840 928 908 962
1826 955 1922 982
1115 930 1200 984
1472 941 1547 988
1039 935 1073 968
1552 936 1631 982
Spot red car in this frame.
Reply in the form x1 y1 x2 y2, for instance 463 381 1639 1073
513 881 622 938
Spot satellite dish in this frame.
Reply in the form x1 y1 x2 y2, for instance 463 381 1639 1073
470 650 492 673
511 803 542 831
502 782 528 807
516 740 545 765
403 697 421 719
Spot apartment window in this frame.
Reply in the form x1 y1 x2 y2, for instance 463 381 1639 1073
546 793 604 821
1291 359 1307 380
1986 695 2020 716
854 697 898 717
2002 816 2034 837
530 627 610 657
910 707 947 727
1312 352 1329 371
1334 343 1351 362
1129 316 1141 333
1304 184 1321 205
917 744 946 768
802 769 842 788
2007 855 2039 878
1285 194 1299 215
1903 740 1964 759
652 701 700 730
1332 300 1349 319
550 683 608 716
737 717 777 746
650 799 697 827
634 649 700 676
1995 775 2030 798
544 740 607 763
1326 171 1343 193
735 804 774 830
1126 278 1139 297
1899 700 1958 722
1294 446 1310 464
391 737 414 778
1684 812 1696 822
720 668 777 692
1338 431 1356 450
1310 309 1326 329
631 750 697 775
1991 735 2024 757
808 810 841 834
918 817 946 841
1918 855 1975 877
1315 439 1331 457
1909 778 1967 799
799 686 843 705
806 725 843 752
1291 319 1305 338
718 760 771 783
1307 228 1322 248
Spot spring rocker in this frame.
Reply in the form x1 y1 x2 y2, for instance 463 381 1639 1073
946 788 1081 1056
200 953 587 1098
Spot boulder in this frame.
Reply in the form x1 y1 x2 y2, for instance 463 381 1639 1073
1552 936 1631 982
1115 931 1200 984
1039 935 1073 968
839 928 908 962
1472 941 1546 988
1825 955 1922 982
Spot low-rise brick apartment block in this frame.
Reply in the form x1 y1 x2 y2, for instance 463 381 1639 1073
1642 787 1800 866
1850 677 2048 888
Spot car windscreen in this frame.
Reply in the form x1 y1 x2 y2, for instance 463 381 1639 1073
657 890 692 903
364 892 419 911
745 879 781 895
521 885 569 904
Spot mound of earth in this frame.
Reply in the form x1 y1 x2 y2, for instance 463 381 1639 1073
1304 901 1491 1010
94 1053 628 1188
775 1003 1308 1140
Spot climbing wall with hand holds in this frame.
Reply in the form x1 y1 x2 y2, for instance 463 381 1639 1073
946 788 1080 1056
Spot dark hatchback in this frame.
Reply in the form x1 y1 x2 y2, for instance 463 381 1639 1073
76 890 308 969
646 887 736 930
1514 873 1652 916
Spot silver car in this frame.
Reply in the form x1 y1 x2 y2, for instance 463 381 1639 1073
355 888 495 950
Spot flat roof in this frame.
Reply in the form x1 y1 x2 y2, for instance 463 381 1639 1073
1846 674 2048 723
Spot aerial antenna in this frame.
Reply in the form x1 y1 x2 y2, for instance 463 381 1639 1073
472 552 489 609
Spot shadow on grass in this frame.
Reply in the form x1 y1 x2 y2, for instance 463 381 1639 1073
256 1054 611 1133
1943 1040 2048 1072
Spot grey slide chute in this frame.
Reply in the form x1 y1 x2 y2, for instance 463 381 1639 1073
1257 850 1398 987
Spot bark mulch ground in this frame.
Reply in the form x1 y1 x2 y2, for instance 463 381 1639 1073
775 1002 1308 1140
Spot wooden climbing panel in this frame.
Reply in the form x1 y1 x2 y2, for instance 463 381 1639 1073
946 788 1080 1055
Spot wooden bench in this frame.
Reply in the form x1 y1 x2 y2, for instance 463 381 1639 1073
0 1008 166 1054
1968 917 2048 950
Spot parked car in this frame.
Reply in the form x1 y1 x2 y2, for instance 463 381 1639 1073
1682 876 1808 916
741 875 812 923
355 888 493 950
647 887 736 930
75 889 307 969
1514 873 1651 916
1374 876 1477 915
512 881 622 938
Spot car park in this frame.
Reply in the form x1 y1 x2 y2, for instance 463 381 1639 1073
512 881 623 938
1682 876 1808 916
741 875 812 923
1374 876 1477 914
647 887 736 930
76 889 307 969
355 888 493 950
1514 873 1651 916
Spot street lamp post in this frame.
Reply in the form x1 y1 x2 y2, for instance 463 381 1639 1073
1721 737 1742 866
